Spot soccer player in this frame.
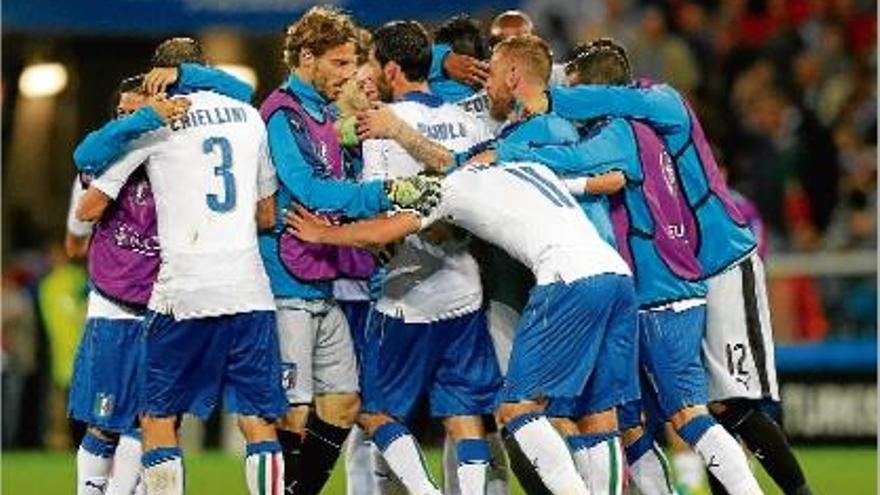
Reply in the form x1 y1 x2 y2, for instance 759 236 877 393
258 8 440 494
82 51 289 495
547 38 810 495
286 158 636 495
494 41 767 495
352 20 501 495
69 45 248 494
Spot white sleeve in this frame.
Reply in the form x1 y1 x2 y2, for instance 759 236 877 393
472 117 494 145
257 129 278 199
66 178 93 237
91 131 163 200
361 139 392 181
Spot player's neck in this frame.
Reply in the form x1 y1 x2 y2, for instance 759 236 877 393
515 88 549 119
392 80 430 101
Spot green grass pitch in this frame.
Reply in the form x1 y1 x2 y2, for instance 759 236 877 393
3 446 876 494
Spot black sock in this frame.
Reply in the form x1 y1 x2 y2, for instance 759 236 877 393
707 469 730 495
501 426 553 495
298 415 351 495
714 400 812 495
277 428 302 494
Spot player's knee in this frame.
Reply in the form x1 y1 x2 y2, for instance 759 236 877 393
140 414 179 449
621 425 645 447
315 393 360 428
86 426 120 443
496 401 542 426
237 415 278 443
278 404 310 434
576 407 618 434
670 405 710 431
709 398 754 430
443 415 485 440
548 417 579 436
358 412 393 436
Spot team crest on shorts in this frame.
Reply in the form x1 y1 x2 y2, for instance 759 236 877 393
282 364 298 391
94 393 115 418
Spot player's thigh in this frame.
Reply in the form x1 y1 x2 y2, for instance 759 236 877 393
276 303 320 404
312 303 359 397
360 311 434 420
639 305 708 419
704 255 778 402
69 316 143 433
223 311 288 421
431 310 502 419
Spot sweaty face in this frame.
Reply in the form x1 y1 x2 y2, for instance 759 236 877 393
355 64 380 103
117 91 149 118
312 42 357 101
486 52 514 121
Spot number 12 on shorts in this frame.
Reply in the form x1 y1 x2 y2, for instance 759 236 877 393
203 136 236 212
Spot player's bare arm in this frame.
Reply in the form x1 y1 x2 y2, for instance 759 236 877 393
286 204 420 249
256 196 276 231
64 232 91 260
75 186 113 222
356 103 455 173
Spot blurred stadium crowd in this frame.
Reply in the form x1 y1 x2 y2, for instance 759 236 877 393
2 0 875 450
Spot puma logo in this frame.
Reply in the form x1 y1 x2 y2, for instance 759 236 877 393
707 455 720 470
84 479 107 493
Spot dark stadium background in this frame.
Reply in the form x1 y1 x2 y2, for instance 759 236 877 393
2 0 876 492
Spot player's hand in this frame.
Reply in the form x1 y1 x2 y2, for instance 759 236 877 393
285 204 332 243
147 94 191 124
143 67 181 95
384 173 442 216
356 103 401 141
465 150 497 166
444 53 489 88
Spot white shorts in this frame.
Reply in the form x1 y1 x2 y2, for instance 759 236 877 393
704 253 780 402
276 298 359 405
487 300 518 376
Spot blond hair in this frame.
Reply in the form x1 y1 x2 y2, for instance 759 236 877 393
493 34 552 84
283 6 357 70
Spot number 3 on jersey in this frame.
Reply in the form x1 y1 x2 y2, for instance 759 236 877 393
203 136 236 212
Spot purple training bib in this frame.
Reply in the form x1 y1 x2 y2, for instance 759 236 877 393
260 88 375 281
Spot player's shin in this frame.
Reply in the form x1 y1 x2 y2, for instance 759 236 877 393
372 421 441 495
623 432 677 495
297 411 354 495
455 438 491 495
141 447 184 495
568 431 625 495
245 441 285 495
502 411 589 495
677 414 763 495
484 427 511 495
77 430 118 495
105 431 143 495
712 401 811 495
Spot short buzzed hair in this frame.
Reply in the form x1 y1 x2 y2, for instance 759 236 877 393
566 38 632 86
151 37 205 67
284 6 358 70
493 34 552 84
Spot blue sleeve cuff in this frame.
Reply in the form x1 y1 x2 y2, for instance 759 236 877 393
429 43 453 82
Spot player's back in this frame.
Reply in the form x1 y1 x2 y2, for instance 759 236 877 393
440 162 631 285
142 90 275 317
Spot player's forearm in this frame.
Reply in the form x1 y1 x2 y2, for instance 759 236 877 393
178 63 253 103
315 214 419 248
73 108 164 174
76 186 113 222
389 120 455 173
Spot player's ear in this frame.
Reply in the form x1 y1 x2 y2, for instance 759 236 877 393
383 62 399 86
505 64 520 93
299 48 315 71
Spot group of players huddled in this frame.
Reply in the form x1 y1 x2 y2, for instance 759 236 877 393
65 6 814 495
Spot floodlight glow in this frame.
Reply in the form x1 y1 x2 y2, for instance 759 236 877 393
19 63 68 98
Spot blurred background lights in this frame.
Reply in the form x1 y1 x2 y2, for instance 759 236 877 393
18 62 68 98
215 64 257 88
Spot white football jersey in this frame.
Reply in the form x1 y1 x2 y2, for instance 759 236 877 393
455 90 502 135
423 162 631 285
92 91 277 319
66 177 93 238
362 95 491 322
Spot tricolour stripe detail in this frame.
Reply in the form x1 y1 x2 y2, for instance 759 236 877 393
258 453 266 495
272 452 279 495
608 438 621 495
652 444 675 494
